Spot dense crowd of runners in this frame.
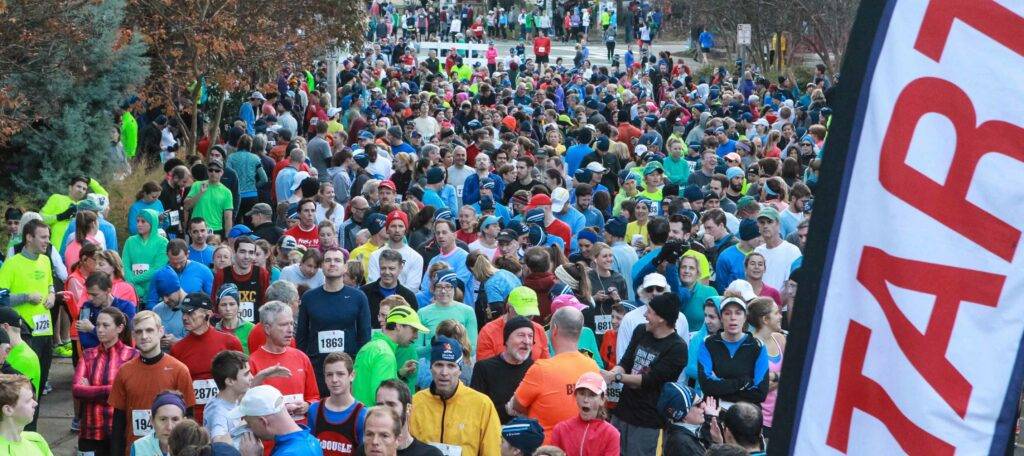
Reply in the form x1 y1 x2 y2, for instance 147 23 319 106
0 1 838 455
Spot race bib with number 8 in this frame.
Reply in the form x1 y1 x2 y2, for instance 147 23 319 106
193 378 220 405
239 302 255 323
32 314 51 335
318 330 345 354
132 409 153 437
594 315 613 335
607 382 623 404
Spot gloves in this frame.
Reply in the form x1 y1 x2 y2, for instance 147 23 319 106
57 204 77 221
655 239 688 266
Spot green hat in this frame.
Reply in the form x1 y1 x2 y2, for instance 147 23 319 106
557 114 574 126
643 161 664 176
386 306 429 332
757 206 781 222
736 196 759 212
507 287 540 317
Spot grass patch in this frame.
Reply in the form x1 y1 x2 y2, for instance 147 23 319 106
106 161 167 243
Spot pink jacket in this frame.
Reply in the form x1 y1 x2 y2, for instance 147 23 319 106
486 47 498 64
550 415 620 456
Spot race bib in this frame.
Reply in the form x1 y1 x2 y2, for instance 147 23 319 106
318 330 345 354
430 443 464 456
607 382 623 404
283 394 305 420
32 314 51 336
538 46 547 53
132 409 153 437
594 315 613 335
167 209 180 227
456 185 464 198
239 302 255 323
131 263 149 276
193 378 220 405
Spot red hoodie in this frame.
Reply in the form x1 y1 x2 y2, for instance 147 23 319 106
523 272 556 320
550 415 620 456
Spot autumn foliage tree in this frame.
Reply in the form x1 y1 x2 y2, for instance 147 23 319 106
0 0 149 200
126 0 366 156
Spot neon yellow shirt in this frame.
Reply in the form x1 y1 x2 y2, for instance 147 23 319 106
0 253 54 337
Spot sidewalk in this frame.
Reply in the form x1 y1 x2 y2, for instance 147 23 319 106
38 358 78 455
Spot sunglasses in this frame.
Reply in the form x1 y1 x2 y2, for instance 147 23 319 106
645 286 665 293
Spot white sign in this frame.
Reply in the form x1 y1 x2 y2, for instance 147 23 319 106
785 1 1024 454
737 24 751 46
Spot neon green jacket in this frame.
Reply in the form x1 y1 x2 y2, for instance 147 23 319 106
352 331 399 406
40 178 108 247
121 111 138 158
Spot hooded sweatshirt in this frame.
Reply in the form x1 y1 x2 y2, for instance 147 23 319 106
686 296 722 388
121 209 168 302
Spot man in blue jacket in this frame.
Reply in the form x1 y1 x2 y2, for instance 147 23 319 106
145 239 214 310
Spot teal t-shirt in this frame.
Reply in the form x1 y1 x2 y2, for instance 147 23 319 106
415 302 478 358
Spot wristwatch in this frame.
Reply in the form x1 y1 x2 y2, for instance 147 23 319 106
614 373 622 383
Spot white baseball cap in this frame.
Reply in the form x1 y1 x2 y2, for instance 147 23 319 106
639 273 669 291
290 171 311 192
228 385 285 419
551 187 570 212
726 279 757 302
585 162 608 174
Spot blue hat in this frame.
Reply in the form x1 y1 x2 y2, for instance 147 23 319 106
507 220 529 237
365 213 387 235
573 168 592 184
726 167 745 181
480 178 496 190
479 196 495 211
596 136 610 151
683 186 704 202
636 197 656 212
286 205 299 220
466 119 483 129
216 283 240 303
427 167 446 184
739 218 760 241
434 208 454 221
605 216 627 237
644 115 658 125
353 153 371 168
525 208 545 224
431 336 463 364
502 417 545 455
577 230 600 244
527 224 546 246
479 215 500 230
358 130 376 140
434 269 459 288
658 381 701 423
228 224 256 239
678 209 699 227
153 267 181 298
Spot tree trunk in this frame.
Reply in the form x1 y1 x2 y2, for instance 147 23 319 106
208 90 227 149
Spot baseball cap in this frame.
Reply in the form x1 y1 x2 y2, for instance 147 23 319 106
0 306 24 330
643 161 664 176
180 292 214 312
386 305 429 332
726 279 757 301
249 91 266 101
353 154 371 168
497 229 517 243
207 159 224 170
431 336 463 364
658 381 701 422
575 371 607 395
246 203 273 217
526 193 552 209
502 417 545 455
724 152 742 162
550 187 570 212
479 215 500 230
585 161 608 173
379 180 397 192
365 213 387 235
228 385 285 419
525 208 545 224
720 296 748 312
551 294 586 313
290 171 311 192
573 169 592 185
507 287 540 317
278 235 298 252
757 206 781 222
152 267 182 298
480 178 496 190
640 273 669 291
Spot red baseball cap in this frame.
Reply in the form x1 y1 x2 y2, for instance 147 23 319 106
526 194 552 209
380 180 397 192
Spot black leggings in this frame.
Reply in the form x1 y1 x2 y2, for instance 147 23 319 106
79 438 113 456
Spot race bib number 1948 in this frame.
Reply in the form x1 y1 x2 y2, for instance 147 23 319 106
132 409 153 437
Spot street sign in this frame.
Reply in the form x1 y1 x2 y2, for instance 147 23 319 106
737 24 751 45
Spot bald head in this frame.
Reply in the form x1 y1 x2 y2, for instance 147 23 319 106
551 307 583 341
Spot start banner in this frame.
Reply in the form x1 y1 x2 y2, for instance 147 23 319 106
772 0 1024 454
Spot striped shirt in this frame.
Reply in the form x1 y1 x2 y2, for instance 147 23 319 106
72 340 139 440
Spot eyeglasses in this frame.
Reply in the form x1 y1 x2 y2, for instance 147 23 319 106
645 286 665 293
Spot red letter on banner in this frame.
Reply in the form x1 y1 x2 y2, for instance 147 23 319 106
915 0 1024 61
857 246 1004 417
827 321 955 454
878 77 1024 261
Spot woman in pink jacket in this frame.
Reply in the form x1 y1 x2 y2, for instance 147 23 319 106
486 41 499 75
551 372 620 455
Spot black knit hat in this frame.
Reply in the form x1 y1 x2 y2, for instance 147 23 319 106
503 316 534 343
648 293 680 326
